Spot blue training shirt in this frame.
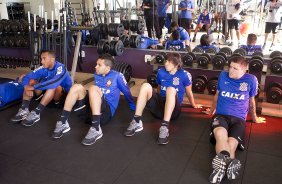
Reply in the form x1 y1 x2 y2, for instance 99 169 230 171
156 67 192 105
179 0 194 19
0 80 24 108
216 71 258 120
94 70 136 116
176 27 190 41
140 36 159 49
197 13 212 24
157 0 170 17
240 45 263 56
165 40 185 50
22 61 72 92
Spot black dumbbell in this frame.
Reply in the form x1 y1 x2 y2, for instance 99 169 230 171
212 54 226 70
266 82 282 104
192 75 208 93
270 51 282 59
147 70 158 88
233 48 247 56
197 53 211 68
192 47 204 53
182 53 194 66
270 57 282 74
249 55 264 73
252 51 263 57
207 77 218 95
205 47 218 54
155 53 167 64
219 47 233 56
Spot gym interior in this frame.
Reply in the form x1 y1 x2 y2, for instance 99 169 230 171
0 0 282 184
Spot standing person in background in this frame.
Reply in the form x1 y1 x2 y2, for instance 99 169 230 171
226 0 242 47
262 0 282 50
178 0 194 36
165 0 173 33
158 0 172 37
142 0 162 40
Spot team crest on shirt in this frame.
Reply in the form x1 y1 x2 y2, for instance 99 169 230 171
106 79 112 87
173 77 179 86
56 66 63 75
239 82 248 92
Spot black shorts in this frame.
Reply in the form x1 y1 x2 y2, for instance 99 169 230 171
210 114 246 150
227 19 239 30
34 87 67 108
265 22 279 34
146 91 181 121
74 91 112 125
180 18 192 30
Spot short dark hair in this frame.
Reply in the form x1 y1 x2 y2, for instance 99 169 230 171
247 33 257 44
229 56 248 67
40 50 56 58
171 21 179 28
200 34 211 46
166 53 182 69
171 30 180 40
98 53 115 69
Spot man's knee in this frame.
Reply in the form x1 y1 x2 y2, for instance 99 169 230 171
213 127 228 141
166 87 177 96
141 83 153 92
70 84 84 94
88 85 101 94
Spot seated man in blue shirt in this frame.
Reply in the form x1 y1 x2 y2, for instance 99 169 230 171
240 33 263 56
192 9 212 42
10 50 72 127
124 53 201 144
204 56 265 183
52 54 136 146
165 30 185 50
170 21 191 48
193 34 219 52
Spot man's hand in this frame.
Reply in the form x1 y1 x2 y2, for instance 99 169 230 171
202 108 215 115
25 90 34 97
24 85 34 97
253 116 266 124
193 104 202 109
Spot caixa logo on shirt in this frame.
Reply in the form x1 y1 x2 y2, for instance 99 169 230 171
221 91 245 100
161 86 179 92
100 88 110 94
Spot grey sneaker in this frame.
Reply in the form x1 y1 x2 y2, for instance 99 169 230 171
10 108 29 122
262 43 266 50
52 121 71 139
81 126 103 146
157 126 169 145
21 110 40 127
226 158 241 180
124 119 143 137
209 153 227 184
228 42 233 46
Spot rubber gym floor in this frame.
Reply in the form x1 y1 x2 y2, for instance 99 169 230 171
0 96 282 184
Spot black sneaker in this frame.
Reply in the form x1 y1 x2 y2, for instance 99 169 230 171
124 119 143 137
209 153 227 184
226 158 241 180
157 126 169 145
21 111 40 127
228 42 234 46
52 121 71 139
192 37 196 42
10 108 29 122
81 126 103 146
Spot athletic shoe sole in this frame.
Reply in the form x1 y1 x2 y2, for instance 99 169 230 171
21 118 40 127
209 154 226 184
10 115 28 122
82 133 103 146
227 159 241 180
157 137 169 145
